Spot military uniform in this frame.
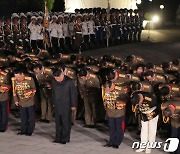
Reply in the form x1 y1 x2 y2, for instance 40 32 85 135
34 70 52 122
12 76 36 135
49 16 59 53
28 16 38 50
161 101 180 154
102 85 127 147
78 73 100 126
0 71 10 132
57 16 64 52
131 91 159 153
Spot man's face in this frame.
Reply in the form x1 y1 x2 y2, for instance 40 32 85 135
146 75 152 81
53 18 57 23
33 68 42 74
14 73 25 82
54 73 64 82
137 67 143 75
32 19 37 24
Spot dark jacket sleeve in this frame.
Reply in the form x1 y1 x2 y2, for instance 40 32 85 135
69 79 78 108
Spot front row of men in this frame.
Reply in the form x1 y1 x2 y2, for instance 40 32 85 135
0 64 179 153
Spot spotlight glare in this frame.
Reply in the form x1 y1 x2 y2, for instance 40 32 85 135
160 5 165 9
136 0 142 5
152 15 159 22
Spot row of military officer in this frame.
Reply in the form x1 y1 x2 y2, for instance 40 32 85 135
0 8 143 53
0 51 179 151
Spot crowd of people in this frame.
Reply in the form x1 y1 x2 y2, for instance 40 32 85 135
0 8 143 54
0 7 179 154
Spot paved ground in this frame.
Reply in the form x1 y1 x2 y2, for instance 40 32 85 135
83 28 180 64
0 114 165 154
1 28 180 154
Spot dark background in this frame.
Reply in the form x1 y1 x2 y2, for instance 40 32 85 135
0 0 179 22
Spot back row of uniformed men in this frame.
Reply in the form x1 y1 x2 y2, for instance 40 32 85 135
0 8 143 53
0 49 179 150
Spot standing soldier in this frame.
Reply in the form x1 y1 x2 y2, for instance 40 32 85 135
12 69 36 136
73 14 83 52
94 12 102 47
3 16 13 44
33 63 52 123
12 13 20 45
0 17 4 41
69 14 76 51
57 15 64 52
28 16 38 51
88 13 96 48
102 80 127 149
78 68 100 128
37 16 44 50
63 14 71 52
82 13 89 50
0 69 10 132
20 13 30 51
49 15 58 54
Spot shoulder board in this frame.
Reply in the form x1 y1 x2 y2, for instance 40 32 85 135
115 86 122 91
172 87 179 92
45 68 52 72
89 74 96 78
144 96 152 102
132 76 140 81
156 75 164 80
119 73 126 78
25 76 32 80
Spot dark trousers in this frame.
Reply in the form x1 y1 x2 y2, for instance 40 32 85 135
51 37 59 53
37 39 45 49
55 111 71 142
108 116 125 146
59 38 65 52
19 105 35 134
31 40 37 50
171 126 180 154
0 101 8 131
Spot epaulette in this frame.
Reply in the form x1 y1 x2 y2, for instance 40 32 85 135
25 76 32 80
172 86 179 92
118 73 126 78
156 75 164 80
44 68 52 72
89 73 97 79
115 86 122 91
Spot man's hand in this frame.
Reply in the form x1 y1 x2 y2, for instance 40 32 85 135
15 102 19 106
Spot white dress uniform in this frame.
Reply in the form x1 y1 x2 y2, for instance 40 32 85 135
57 22 64 39
28 22 38 41
82 21 89 36
37 24 44 40
87 20 95 35
49 22 58 38
69 22 74 37
63 22 70 37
